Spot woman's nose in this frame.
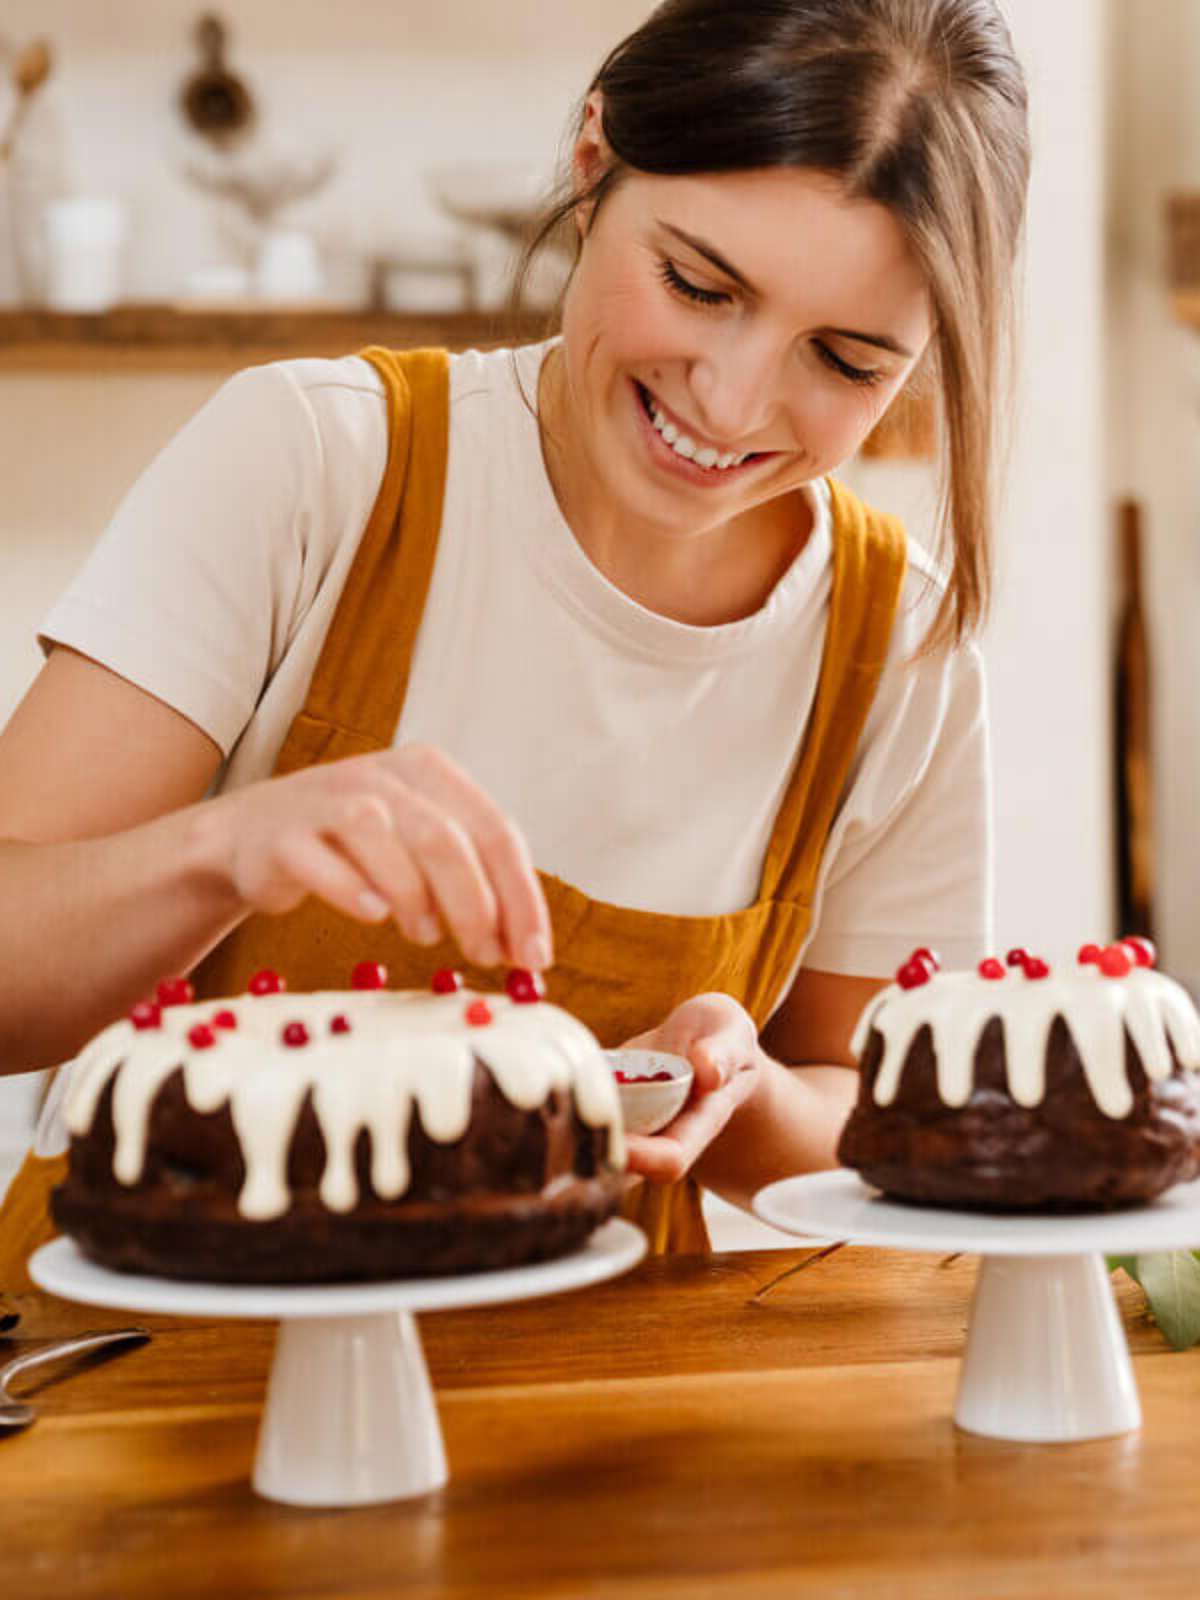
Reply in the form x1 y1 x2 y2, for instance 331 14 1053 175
688 332 785 444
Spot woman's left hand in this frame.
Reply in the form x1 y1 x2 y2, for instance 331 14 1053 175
617 992 761 1184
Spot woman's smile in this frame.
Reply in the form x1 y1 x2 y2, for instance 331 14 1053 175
629 378 779 488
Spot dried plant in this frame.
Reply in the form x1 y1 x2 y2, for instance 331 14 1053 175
0 38 53 165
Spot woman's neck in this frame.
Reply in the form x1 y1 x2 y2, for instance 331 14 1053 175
535 345 813 627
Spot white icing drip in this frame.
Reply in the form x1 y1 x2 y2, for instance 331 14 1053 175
62 989 625 1219
855 965 1200 1115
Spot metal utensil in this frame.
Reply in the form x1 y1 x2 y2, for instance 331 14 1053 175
0 1327 150 1433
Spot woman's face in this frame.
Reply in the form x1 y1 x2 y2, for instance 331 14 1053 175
553 148 933 541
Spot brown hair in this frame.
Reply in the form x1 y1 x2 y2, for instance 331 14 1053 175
517 0 1030 648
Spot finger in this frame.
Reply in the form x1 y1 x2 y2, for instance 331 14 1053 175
656 995 744 1058
377 774 505 968
332 794 444 946
688 1024 757 1092
389 747 553 971
623 1081 744 1183
265 829 392 924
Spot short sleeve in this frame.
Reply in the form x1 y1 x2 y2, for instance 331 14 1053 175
38 362 323 755
800 640 993 980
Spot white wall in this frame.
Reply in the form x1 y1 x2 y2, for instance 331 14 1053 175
851 0 1111 964
1106 0 1200 987
0 3 651 306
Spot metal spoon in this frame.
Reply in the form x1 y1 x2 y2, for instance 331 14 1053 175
0 1328 150 1433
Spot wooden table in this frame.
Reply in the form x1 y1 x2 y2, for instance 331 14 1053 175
1 1241 1197 1599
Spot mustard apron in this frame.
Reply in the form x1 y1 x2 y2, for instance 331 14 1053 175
0 346 907 1284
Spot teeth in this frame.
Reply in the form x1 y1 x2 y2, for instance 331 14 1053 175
644 391 746 470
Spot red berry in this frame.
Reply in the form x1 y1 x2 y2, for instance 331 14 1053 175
187 1023 216 1050
1099 944 1133 979
465 999 492 1027
156 977 194 1008
248 969 285 996
351 961 388 991
281 1021 310 1048
912 946 941 971
1005 949 1029 968
1023 957 1050 980
212 1009 237 1030
896 958 932 990
431 968 463 994
330 1014 352 1035
505 968 545 1004
977 958 1006 980
130 1001 162 1031
1078 943 1103 966
1122 936 1157 969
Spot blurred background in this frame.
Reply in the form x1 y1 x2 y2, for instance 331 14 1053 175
0 2 1194 1235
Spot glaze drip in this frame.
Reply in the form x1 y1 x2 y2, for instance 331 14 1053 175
63 989 625 1219
851 967 1200 1114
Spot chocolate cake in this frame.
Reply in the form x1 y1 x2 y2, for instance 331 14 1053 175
837 940 1200 1211
51 964 626 1282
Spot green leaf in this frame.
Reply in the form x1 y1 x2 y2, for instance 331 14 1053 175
1107 1254 1140 1283
1132 1251 1200 1350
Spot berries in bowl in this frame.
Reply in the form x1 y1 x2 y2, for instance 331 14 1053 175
605 1050 694 1135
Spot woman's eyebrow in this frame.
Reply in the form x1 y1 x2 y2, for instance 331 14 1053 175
659 220 915 360
825 327 915 359
659 221 756 292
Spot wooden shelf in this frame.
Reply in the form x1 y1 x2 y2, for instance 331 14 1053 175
0 304 548 371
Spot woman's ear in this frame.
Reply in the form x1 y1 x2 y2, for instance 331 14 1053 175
571 91 613 236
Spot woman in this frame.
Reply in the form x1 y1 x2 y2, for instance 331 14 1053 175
0 0 1029 1262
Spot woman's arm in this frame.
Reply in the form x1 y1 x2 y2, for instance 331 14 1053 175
0 648 552 1072
695 967 884 1207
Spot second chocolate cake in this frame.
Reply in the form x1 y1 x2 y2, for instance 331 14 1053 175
837 940 1200 1211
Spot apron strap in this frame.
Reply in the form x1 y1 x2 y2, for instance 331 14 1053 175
758 478 909 907
289 346 451 750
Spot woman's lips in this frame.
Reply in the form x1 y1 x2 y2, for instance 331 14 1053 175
631 380 776 487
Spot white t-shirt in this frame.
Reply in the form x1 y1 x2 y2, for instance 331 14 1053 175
40 341 992 997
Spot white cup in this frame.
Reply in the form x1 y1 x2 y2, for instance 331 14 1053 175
255 228 325 304
43 195 126 313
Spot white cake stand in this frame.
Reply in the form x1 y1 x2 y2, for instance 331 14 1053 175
30 1218 645 1507
753 1172 1200 1443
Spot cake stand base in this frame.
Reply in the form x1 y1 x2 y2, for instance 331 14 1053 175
955 1252 1140 1442
254 1311 447 1506
30 1219 646 1508
754 1171 1200 1445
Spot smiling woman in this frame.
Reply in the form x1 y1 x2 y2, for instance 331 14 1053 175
520 0 1030 648
0 0 1030 1270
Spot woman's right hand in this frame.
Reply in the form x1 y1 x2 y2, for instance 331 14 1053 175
213 744 552 973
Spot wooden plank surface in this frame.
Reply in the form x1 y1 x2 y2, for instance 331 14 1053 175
0 305 548 370
0 1243 1195 1598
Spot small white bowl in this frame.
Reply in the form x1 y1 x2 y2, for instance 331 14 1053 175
605 1050 694 1136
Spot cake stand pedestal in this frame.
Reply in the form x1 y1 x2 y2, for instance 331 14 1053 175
753 1172 1200 1443
30 1218 645 1507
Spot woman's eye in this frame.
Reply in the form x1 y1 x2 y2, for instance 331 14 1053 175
814 340 884 388
658 259 730 307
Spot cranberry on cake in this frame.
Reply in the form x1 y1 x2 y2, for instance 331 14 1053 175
837 940 1200 1211
51 963 626 1282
